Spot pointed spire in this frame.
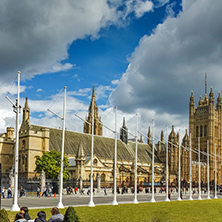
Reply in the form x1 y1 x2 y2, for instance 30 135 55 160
161 130 164 142
139 135 143 143
24 97 29 109
209 86 214 99
92 85 95 97
123 117 126 127
190 91 194 102
198 95 202 106
76 141 85 158
147 127 151 144
217 92 221 103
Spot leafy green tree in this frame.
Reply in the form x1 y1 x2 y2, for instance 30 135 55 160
35 150 69 179
64 206 79 222
0 209 10 222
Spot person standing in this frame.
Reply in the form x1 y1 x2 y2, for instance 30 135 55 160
104 187 107 195
37 187 40 197
1 186 5 198
8 187 12 198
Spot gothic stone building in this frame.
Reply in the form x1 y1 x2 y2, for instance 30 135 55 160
1 87 222 187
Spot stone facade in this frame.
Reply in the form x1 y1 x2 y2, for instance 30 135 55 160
1 86 222 187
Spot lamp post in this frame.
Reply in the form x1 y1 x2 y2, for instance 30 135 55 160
207 140 210 199
165 125 170 201
189 134 193 200
150 119 155 203
48 86 67 209
112 107 118 205
88 96 95 207
198 137 202 200
7 71 21 212
133 114 138 204
214 143 217 199
177 131 181 201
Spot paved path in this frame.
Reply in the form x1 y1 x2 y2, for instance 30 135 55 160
0 192 219 210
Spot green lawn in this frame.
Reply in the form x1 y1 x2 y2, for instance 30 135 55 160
7 199 222 222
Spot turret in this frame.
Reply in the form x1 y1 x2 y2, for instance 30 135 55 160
209 86 215 106
216 92 222 109
120 117 128 144
147 127 151 144
189 91 195 116
22 97 30 123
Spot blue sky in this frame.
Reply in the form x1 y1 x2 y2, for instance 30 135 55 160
1 0 222 140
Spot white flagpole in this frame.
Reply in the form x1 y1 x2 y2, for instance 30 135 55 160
198 137 202 200
207 140 210 199
150 119 155 202
57 86 66 209
133 114 138 204
214 143 217 199
165 125 170 201
189 134 193 200
177 131 181 201
112 107 118 205
11 71 21 212
88 96 95 207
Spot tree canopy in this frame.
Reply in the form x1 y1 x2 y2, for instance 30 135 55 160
35 150 69 180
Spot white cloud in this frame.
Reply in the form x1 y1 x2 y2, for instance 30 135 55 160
107 0 222 138
111 79 120 85
134 0 153 18
110 0 222 120
36 89 43 92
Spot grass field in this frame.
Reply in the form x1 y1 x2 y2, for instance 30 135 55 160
7 199 222 222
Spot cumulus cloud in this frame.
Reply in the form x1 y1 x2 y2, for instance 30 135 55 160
110 0 222 119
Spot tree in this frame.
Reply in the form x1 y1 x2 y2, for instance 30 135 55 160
35 150 69 179
0 209 10 222
63 206 79 222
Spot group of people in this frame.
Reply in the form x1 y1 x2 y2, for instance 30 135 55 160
66 186 78 195
0 186 12 198
36 186 53 198
14 206 64 222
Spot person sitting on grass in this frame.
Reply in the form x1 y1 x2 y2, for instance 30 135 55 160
14 212 27 222
48 207 64 222
20 206 31 220
34 211 47 222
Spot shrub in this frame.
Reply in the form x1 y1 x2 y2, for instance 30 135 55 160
0 209 10 222
63 207 79 222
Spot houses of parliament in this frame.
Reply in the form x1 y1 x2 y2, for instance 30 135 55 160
0 85 222 187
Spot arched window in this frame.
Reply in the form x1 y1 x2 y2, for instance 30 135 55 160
196 126 199 137
101 173 105 182
200 125 203 137
204 125 207 137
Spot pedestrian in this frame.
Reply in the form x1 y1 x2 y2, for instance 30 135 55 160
75 187 78 194
48 207 64 222
20 206 31 221
48 187 52 197
87 187 90 195
37 187 40 197
66 186 70 195
104 187 107 195
42 186 47 197
34 211 47 222
8 187 12 198
20 186 24 197
1 186 5 198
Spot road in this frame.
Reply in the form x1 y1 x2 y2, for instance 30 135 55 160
1 191 219 210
